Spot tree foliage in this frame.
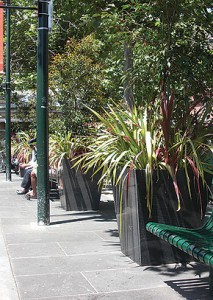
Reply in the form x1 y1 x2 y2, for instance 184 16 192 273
92 0 213 105
49 34 107 134
2 0 212 133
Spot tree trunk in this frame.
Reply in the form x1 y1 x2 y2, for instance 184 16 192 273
123 42 134 110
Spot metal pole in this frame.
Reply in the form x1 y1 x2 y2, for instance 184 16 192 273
37 0 49 225
0 5 37 10
5 0 11 181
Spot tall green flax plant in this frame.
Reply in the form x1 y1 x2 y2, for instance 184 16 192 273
74 97 212 218
74 101 160 217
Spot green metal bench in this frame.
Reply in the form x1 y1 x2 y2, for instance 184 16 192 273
146 210 213 296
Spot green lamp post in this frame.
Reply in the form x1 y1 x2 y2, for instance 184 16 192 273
5 0 11 181
37 0 50 225
1 1 50 225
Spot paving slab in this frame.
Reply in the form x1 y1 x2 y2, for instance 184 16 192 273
25 287 184 300
1 223 47 234
0 201 26 207
15 272 96 299
7 242 66 258
143 262 210 280
0 257 19 300
1 217 36 225
94 229 119 242
0 228 19 300
11 252 137 276
0 209 35 218
5 229 112 244
45 222 118 233
82 268 167 292
57 239 120 256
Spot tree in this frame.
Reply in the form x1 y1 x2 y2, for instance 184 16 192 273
49 34 108 134
8 1 118 133
88 0 213 107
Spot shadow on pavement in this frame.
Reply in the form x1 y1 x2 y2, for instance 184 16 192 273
145 262 209 278
145 263 211 299
50 200 117 226
165 277 211 300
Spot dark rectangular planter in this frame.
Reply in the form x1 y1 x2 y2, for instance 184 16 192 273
113 169 211 266
59 158 102 211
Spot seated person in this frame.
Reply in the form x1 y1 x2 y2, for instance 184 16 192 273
25 167 58 200
16 138 37 195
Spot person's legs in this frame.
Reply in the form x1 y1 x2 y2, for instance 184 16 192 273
21 168 32 189
25 170 37 199
17 168 32 194
30 170 37 197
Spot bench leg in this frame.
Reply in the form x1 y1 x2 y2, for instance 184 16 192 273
210 266 213 296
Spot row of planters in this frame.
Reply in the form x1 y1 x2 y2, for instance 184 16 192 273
49 92 212 266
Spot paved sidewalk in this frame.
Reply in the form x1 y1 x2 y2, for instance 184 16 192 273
0 172 211 300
